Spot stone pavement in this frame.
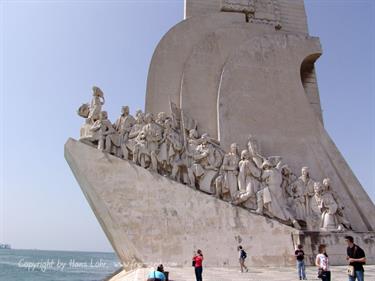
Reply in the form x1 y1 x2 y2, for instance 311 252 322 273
110 265 375 281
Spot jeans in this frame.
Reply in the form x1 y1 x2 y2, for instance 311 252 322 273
195 266 203 281
321 270 331 281
297 260 306 279
349 270 364 281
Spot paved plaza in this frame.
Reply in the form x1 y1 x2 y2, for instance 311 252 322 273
111 265 375 281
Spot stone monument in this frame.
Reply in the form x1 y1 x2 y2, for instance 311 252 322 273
65 0 375 271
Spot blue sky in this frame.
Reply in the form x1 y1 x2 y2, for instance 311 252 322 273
1 0 374 252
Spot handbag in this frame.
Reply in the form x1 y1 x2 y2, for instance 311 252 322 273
192 260 195 267
347 265 355 277
317 268 324 279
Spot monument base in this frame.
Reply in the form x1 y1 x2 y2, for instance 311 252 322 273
64 138 374 268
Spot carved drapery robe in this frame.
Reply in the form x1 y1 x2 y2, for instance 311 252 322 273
262 167 292 221
221 152 240 198
238 158 260 196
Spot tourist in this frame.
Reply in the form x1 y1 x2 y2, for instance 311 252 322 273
316 244 330 281
147 264 166 281
295 244 307 280
192 249 204 281
238 245 249 273
345 235 366 281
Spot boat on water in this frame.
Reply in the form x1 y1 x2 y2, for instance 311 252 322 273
0 244 11 249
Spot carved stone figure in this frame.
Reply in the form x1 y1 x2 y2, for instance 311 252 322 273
114 106 135 158
134 113 163 171
256 160 278 215
281 165 296 199
155 112 168 127
88 86 105 122
77 103 90 119
120 110 145 161
91 111 119 153
257 160 301 228
188 134 220 193
159 118 183 176
322 178 351 230
313 181 340 231
77 87 105 140
133 129 149 168
76 91 355 232
232 149 261 206
247 135 264 169
293 166 315 220
215 143 239 199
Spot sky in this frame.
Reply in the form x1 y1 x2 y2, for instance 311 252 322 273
0 0 374 253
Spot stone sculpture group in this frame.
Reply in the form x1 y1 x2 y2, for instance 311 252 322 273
77 86 351 232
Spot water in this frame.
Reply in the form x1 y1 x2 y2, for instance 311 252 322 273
0 249 121 281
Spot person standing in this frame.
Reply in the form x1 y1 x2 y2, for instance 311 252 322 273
238 245 249 273
192 249 204 281
295 244 307 280
345 235 366 281
316 244 331 281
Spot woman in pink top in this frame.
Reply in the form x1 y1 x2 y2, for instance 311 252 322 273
316 244 331 281
192 249 204 281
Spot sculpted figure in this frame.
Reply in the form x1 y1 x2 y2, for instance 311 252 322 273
185 129 200 167
77 103 90 119
136 113 163 171
215 143 240 199
257 160 301 228
120 110 145 162
77 86 105 140
320 178 350 231
173 129 199 184
232 150 261 205
247 135 264 168
313 181 340 231
188 134 219 191
91 111 118 153
133 130 149 168
88 86 105 122
293 166 315 218
255 160 278 215
155 113 169 174
155 112 168 127
79 117 94 141
281 165 297 199
159 118 183 176
114 106 135 159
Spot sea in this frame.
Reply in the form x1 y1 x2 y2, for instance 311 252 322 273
0 249 121 281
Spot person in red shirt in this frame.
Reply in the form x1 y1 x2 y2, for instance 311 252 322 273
192 249 204 281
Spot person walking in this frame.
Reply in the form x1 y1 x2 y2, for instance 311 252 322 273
238 245 249 273
295 244 307 280
316 244 331 281
192 249 204 281
345 235 366 281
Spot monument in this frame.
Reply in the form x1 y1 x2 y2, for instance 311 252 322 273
65 0 375 275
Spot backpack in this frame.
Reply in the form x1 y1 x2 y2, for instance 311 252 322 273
241 249 247 259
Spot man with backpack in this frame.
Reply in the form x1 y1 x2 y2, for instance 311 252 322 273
238 245 249 273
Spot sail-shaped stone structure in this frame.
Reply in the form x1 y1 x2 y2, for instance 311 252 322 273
65 0 375 271
146 0 375 233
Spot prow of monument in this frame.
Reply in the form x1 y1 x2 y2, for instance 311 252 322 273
65 0 375 277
